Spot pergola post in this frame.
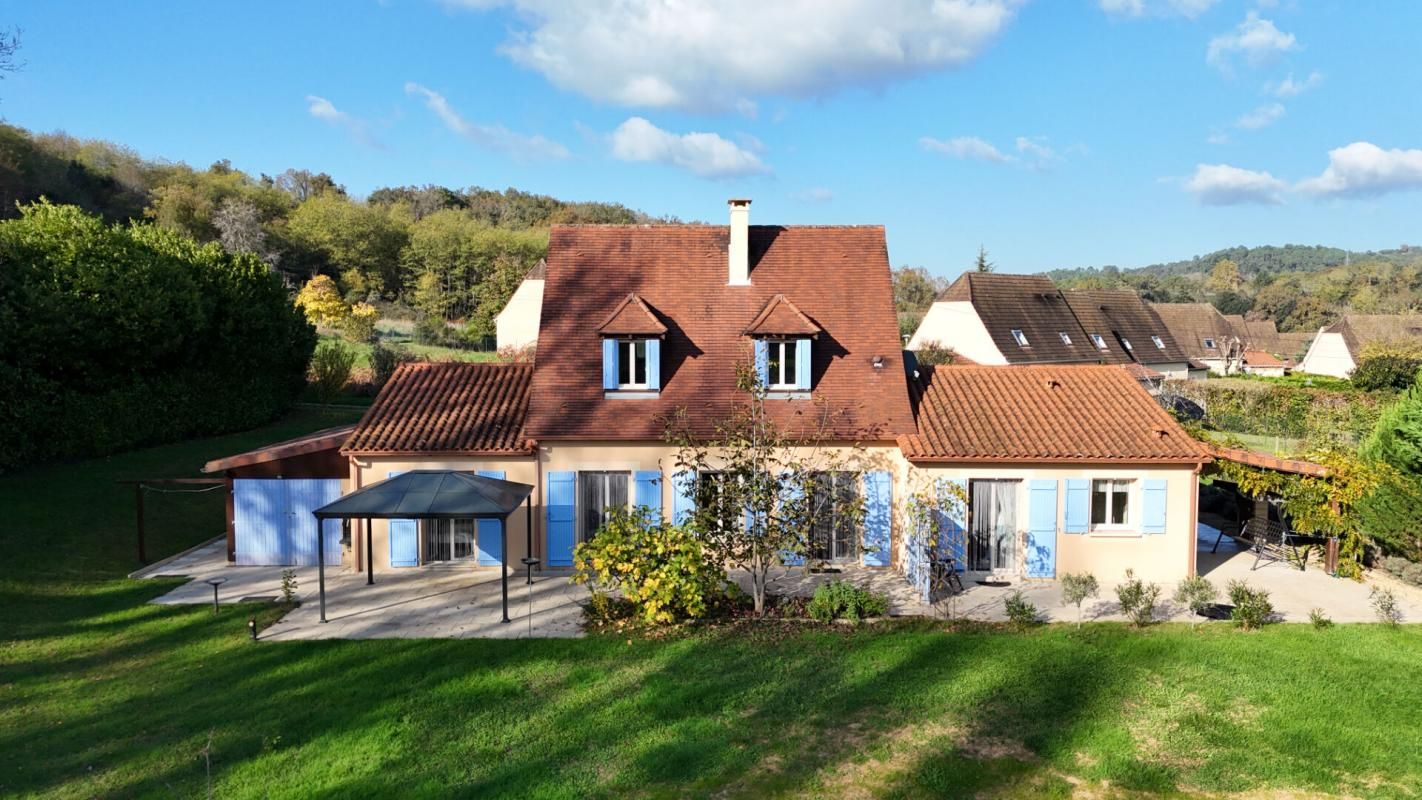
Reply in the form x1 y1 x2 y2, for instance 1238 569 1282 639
365 516 374 585
317 518 327 624
500 512 510 624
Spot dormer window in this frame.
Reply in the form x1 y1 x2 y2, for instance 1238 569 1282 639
1091 334 1108 350
1011 329 1030 347
1151 335 1166 350
1120 337 1134 351
744 294 820 394
1058 331 1073 345
1202 337 1217 349
596 293 666 396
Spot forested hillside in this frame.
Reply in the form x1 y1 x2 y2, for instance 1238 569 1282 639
0 123 668 342
1045 243 1422 332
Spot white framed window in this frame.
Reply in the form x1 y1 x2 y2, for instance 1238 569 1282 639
1090 479 1133 529
1090 333 1108 350
1151 335 1166 350
1120 338 1134 351
617 339 648 388
766 339 799 389
1058 331 1073 345
1010 329 1030 347
1202 337 1217 349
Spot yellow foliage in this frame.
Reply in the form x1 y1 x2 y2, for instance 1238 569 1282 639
294 275 350 328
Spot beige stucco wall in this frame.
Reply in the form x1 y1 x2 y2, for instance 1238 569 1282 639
901 462 1199 584
1297 330 1353 378
495 278 544 350
907 301 1006 363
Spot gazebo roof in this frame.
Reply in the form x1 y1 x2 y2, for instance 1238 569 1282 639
313 470 532 520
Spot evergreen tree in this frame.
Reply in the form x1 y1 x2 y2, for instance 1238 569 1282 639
974 245 994 273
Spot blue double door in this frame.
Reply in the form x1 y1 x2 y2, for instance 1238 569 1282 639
233 479 343 566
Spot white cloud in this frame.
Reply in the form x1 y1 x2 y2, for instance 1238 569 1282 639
792 187 835 203
450 0 1020 112
1015 136 1057 164
404 82 569 161
608 117 769 179
305 95 384 149
920 135 1012 163
1184 163 1287 205
1297 142 1422 198
1266 70 1323 98
1235 102 1285 130
1207 12 1296 72
1099 0 1219 19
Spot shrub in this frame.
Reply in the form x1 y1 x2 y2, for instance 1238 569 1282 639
913 341 957 367
414 314 453 346
497 343 536 364
1003 590 1040 629
279 569 298 606
1173 575 1218 629
1370 586 1403 627
1116 569 1161 627
369 341 417 390
1352 341 1422 392
1059 572 1099 627
807 580 890 623
309 340 356 404
1309 607 1333 629
1227 580 1275 630
572 508 728 624
341 301 379 343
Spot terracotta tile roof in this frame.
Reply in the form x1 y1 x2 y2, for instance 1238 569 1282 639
744 294 822 336
596 293 668 336
343 362 534 455
937 272 1126 364
1063 289 1187 365
203 425 354 473
899 364 1212 464
1242 349 1284 367
526 224 914 440
1150 303 1240 361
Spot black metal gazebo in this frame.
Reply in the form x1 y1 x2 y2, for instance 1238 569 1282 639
312 470 534 625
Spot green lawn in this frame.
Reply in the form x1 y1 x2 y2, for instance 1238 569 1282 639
3 412 1421 798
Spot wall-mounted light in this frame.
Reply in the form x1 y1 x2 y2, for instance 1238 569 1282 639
872 356 885 369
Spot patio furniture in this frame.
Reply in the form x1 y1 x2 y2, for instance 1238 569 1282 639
1240 518 1327 571
921 544 964 601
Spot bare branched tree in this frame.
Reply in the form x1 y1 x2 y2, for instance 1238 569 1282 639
213 198 279 269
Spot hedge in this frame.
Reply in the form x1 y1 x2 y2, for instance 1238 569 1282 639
1171 378 1389 447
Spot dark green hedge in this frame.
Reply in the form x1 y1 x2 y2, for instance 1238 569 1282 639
1171 378 1389 447
0 202 315 472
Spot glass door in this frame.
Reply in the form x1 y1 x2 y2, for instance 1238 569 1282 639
578 471 629 542
969 480 1018 574
422 519 477 563
809 472 860 562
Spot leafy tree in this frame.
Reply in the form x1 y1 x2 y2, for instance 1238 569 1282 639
270 168 344 202
286 194 411 297
294 275 350 328
1206 258 1243 294
1211 291 1252 316
1173 575 1218 630
1351 341 1422 392
309 340 356 405
1358 376 1422 559
1059 572 1099 627
893 265 948 338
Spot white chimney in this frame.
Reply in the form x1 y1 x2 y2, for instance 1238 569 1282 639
728 198 751 285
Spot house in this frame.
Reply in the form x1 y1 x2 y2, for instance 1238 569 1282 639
210 199 1212 589
1222 314 1313 365
1297 314 1422 378
1150 303 1244 375
907 273 1194 379
1241 349 1286 378
494 259 546 351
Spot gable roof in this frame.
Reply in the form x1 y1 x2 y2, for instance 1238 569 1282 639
343 362 534 455
1150 303 1239 360
1329 314 1422 358
744 294 822 336
596 293 669 336
1063 289 1186 365
900 364 1211 464
526 224 914 440
938 272 1115 364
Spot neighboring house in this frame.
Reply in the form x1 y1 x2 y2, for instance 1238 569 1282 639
1151 303 1243 375
1061 289 1194 379
899 364 1209 586
1297 314 1422 378
209 199 1213 586
494 259 546 351
1241 349 1286 378
1222 314 1313 364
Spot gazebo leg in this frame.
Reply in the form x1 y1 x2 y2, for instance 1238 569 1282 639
365 516 374 585
317 521 327 624
501 517 510 624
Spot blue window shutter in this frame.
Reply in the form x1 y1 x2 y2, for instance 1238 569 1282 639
937 478 968 573
634 470 662 524
234 479 287 566
779 473 805 566
753 339 769 386
546 471 576 567
1026 480 1058 579
476 470 506 565
862 471 892 567
1142 479 1167 534
645 339 661 391
795 338 811 389
1064 479 1090 534
387 470 419 567
672 470 696 524
602 339 619 390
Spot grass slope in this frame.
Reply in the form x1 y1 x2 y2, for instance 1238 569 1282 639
2 411 1420 798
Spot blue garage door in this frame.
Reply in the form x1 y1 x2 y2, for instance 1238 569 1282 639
234 478 344 566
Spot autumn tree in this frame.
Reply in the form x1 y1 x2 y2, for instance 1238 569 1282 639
1206 258 1243 294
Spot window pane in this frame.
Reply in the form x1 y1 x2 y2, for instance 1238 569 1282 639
768 341 782 385
1090 480 1107 525
452 519 475 559
783 341 797 385
1111 480 1130 525
618 342 631 385
633 340 647 384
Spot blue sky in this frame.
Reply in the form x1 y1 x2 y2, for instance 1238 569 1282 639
6 1 1421 276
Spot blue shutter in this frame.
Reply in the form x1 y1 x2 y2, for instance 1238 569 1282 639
1026 480 1058 579
779 473 805 566
1142 479 1167 534
672 470 696 524
634 470 662 524
602 339 619 390
1064 479 1090 534
476 470 506 565
862 471 892 567
645 339 661 391
938 478 968 573
795 338 811 390
387 471 418 567
286 478 343 566
753 339 769 386
546 471 576 567
234 479 287 566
